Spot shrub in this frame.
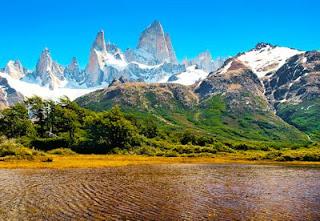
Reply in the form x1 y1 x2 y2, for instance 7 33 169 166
47 148 76 155
0 137 43 160
263 151 282 160
133 146 157 156
234 144 250 151
164 151 178 157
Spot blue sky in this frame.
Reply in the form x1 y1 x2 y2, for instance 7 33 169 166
0 0 319 69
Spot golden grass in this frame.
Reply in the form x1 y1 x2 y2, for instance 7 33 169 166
1 154 320 169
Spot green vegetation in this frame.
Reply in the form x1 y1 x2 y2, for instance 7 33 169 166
78 88 309 145
277 98 320 141
47 148 76 155
0 96 318 163
0 136 45 160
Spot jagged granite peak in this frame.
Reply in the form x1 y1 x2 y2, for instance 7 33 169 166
93 30 107 51
85 31 108 87
137 20 176 64
165 33 177 63
85 30 130 87
185 51 225 73
85 48 104 87
106 42 126 62
85 27 183 87
4 60 26 79
64 57 85 84
28 48 65 90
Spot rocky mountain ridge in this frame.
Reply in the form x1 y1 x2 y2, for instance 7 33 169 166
0 20 223 103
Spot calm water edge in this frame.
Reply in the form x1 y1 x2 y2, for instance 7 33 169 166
0 164 319 221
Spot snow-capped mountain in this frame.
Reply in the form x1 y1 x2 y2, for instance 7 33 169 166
24 48 66 90
84 30 128 87
64 57 86 86
195 42 319 110
0 70 96 102
135 20 177 64
1 20 215 107
237 43 303 78
264 50 320 105
84 21 186 87
4 60 27 80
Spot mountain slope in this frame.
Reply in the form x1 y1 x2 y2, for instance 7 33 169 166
76 75 308 144
0 77 24 109
194 59 307 142
205 43 319 140
268 51 320 140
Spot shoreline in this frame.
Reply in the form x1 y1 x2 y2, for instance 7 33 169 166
1 154 320 169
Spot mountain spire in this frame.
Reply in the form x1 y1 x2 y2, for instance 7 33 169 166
137 20 177 64
93 30 106 51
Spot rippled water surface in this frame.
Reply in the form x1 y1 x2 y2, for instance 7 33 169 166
0 164 320 220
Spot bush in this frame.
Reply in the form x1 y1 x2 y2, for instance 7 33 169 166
133 146 158 156
47 148 76 155
233 143 250 151
263 151 282 160
164 151 178 157
0 137 43 160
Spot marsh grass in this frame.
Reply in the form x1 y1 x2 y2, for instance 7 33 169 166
47 148 76 155
0 137 45 161
0 151 320 169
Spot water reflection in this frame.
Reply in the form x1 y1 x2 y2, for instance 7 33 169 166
0 164 319 220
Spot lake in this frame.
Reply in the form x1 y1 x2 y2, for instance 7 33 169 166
0 164 319 220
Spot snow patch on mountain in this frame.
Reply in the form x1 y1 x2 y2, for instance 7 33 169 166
4 60 26 79
238 43 303 78
168 65 208 85
0 72 97 100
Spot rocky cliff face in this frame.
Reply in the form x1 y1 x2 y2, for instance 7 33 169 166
84 26 184 87
136 20 177 64
0 77 24 109
64 57 85 85
85 30 108 87
25 48 65 90
264 51 320 106
264 51 320 140
125 20 178 66
195 59 269 112
165 33 177 64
